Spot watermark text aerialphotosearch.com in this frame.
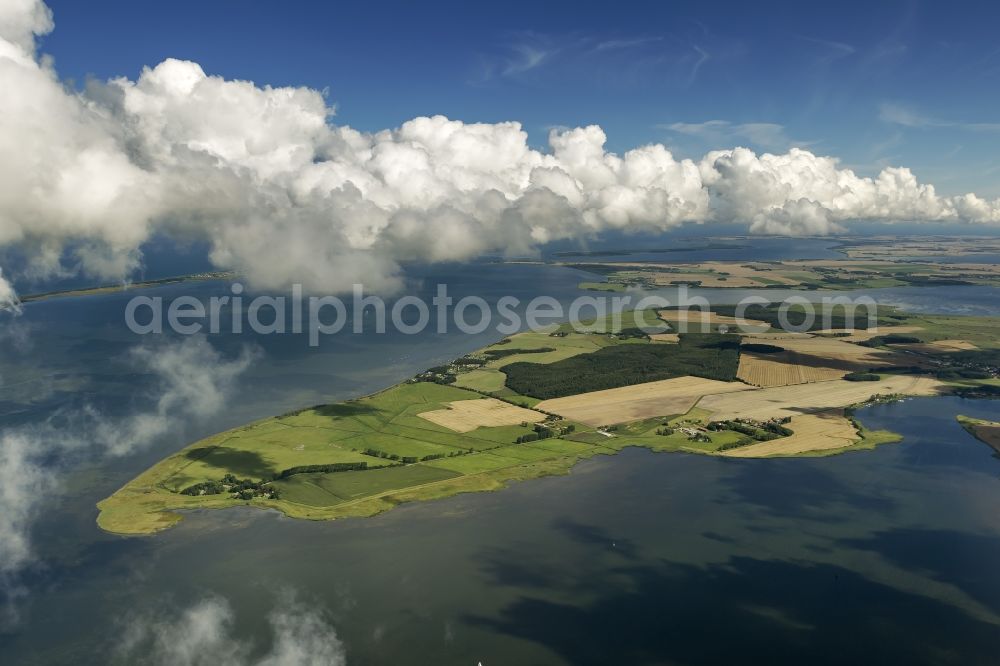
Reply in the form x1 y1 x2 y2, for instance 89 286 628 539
124 283 880 346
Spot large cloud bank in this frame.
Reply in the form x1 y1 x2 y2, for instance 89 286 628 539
2 0 999 301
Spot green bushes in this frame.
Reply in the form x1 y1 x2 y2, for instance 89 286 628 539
503 333 741 399
482 347 555 360
707 419 792 441
613 327 650 340
413 369 456 384
844 372 881 381
273 462 369 480
413 347 558 386
180 481 225 496
182 474 280 500
515 422 560 443
364 447 400 461
717 437 756 451
860 335 922 347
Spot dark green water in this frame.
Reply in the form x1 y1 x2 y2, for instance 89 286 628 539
8 397 1000 665
2 261 1000 664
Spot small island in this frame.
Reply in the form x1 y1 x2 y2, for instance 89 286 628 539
98 303 1000 535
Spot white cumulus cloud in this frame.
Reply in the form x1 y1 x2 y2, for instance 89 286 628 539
117 594 347 666
0 269 19 310
1 0 999 299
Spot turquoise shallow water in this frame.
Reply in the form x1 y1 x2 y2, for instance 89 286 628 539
1 259 1000 664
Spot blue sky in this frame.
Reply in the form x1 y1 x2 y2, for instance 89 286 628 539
39 0 1000 196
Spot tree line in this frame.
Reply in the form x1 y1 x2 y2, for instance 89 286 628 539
503 333 741 399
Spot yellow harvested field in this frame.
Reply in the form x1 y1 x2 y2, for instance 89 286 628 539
931 339 978 350
418 398 545 433
649 333 680 343
814 325 923 342
699 261 804 286
536 376 754 426
483 330 610 368
966 421 1000 453
651 272 762 288
657 309 770 333
742 335 902 370
737 352 846 387
603 262 802 288
783 259 898 269
741 331 813 340
698 375 944 421
721 411 860 457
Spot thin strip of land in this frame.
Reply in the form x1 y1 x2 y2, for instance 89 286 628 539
18 271 236 303
957 416 1000 454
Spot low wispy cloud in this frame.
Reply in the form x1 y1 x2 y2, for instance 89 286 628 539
686 45 710 85
0 336 256 622
593 36 663 52
879 102 934 128
468 32 557 83
502 43 552 76
880 102 1000 131
475 30 716 88
117 592 346 666
664 120 801 151
796 35 857 63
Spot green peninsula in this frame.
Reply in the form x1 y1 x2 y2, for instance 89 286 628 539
98 306 1000 535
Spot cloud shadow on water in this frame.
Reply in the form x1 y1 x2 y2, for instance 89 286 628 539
842 527 1000 612
716 459 895 521
550 517 639 560
466 554 1000 665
